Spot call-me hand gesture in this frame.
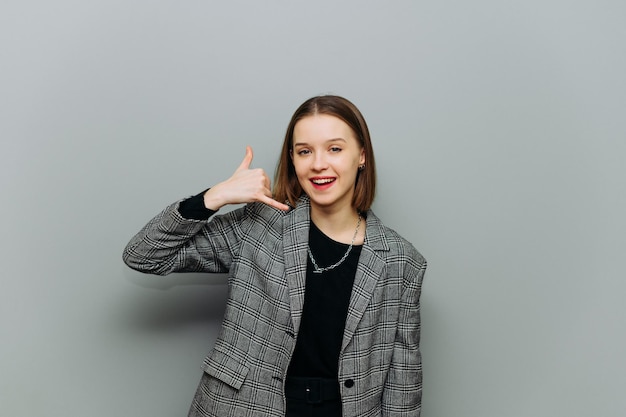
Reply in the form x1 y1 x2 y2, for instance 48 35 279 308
203 146 291 212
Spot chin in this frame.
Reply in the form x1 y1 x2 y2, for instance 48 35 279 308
308 194 352 210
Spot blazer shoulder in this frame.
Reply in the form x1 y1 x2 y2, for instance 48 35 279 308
367 211 426 268
383 225 426 266
238 201 288 235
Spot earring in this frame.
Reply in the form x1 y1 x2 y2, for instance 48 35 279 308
358 164 365 171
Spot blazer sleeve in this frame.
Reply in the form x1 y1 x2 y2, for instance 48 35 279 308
122 200 248 275
381 252 427 416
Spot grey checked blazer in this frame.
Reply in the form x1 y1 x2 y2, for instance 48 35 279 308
123 195 426 417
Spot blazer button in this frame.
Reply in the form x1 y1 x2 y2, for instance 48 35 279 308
344 379 354 388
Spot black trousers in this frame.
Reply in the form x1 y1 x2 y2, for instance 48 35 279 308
284 377 342 417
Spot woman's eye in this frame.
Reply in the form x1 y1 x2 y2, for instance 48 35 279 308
330 147 342 153
297 149 311 155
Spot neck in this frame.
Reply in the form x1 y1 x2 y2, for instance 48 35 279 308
310 205 364 245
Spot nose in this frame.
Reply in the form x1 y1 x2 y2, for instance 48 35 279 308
312 152 328 171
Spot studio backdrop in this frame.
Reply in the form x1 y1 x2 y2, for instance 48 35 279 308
1 1 624 416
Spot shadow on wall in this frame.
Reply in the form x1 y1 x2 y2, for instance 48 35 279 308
119 268 229 331
123 268 229 290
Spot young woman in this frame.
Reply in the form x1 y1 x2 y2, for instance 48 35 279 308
123 95 426 417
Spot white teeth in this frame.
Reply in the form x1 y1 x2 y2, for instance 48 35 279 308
312 178 334 184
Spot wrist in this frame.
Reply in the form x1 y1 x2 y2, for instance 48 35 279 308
203 187 225 211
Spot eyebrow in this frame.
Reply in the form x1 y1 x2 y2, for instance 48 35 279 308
293 138 347 147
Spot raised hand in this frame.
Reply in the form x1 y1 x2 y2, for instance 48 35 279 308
203 146 291 211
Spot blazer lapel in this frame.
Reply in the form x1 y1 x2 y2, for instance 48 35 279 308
282 200 390 346
282 196 311 333
341 211 390 352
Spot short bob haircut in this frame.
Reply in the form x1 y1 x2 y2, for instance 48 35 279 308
273 95 376 213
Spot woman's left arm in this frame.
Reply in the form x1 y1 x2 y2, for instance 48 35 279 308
381 255 427 417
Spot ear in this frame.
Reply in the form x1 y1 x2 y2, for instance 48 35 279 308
359 147 366 166
289 149 294 160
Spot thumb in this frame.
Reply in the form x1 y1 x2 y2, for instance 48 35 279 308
236 146 253 171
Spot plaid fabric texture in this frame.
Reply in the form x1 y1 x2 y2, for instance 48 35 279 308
123 195 426 417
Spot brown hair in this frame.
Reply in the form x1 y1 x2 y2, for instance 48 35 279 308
273 95 376 213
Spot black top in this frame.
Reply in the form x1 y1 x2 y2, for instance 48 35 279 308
178 191 361 379
178 190 217 220
286 221 361 378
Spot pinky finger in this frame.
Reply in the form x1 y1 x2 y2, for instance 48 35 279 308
259 195 291 211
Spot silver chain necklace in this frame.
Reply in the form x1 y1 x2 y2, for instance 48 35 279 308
308 215 362 274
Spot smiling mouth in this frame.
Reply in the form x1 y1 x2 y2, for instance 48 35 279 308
311 178 336 185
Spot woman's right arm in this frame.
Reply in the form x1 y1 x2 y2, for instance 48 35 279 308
122 198 243 275
122 146 289 276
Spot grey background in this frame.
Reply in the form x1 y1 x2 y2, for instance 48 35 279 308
1 1 624 416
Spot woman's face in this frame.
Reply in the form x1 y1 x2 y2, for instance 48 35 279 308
291 114 365 214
